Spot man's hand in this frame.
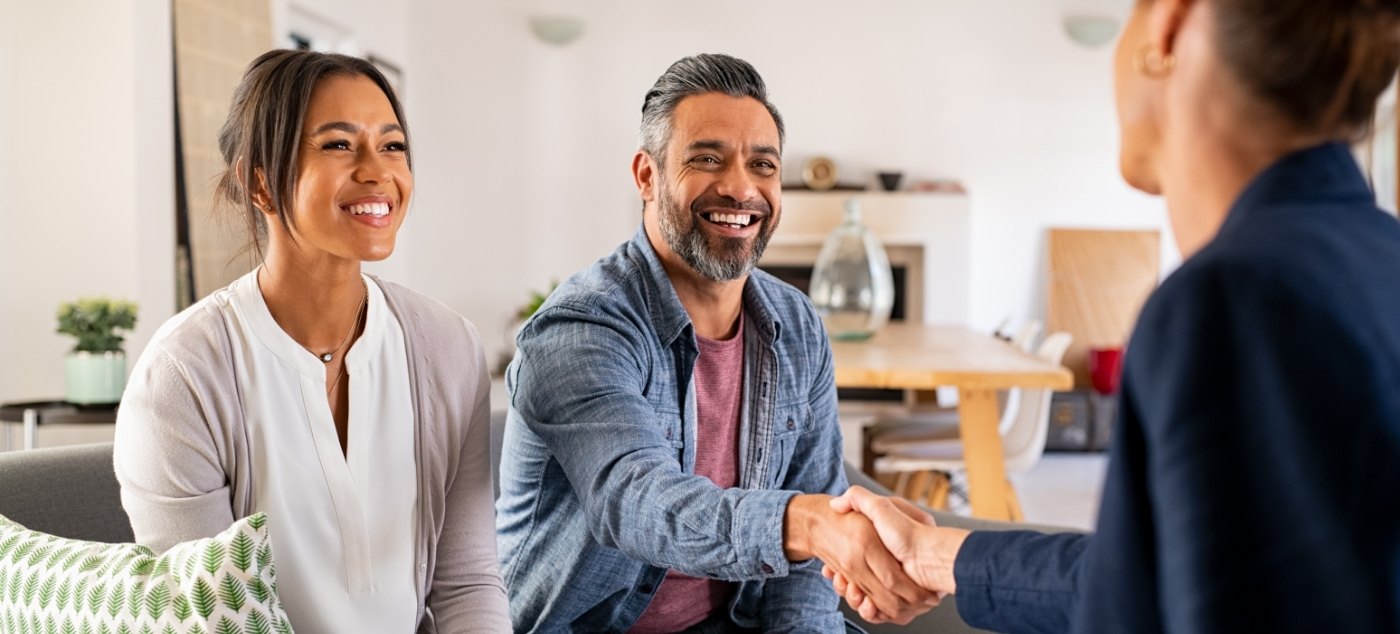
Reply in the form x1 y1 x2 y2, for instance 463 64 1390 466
784 494 940 625
820 486 971 623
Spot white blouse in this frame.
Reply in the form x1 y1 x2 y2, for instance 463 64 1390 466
225 270 417 633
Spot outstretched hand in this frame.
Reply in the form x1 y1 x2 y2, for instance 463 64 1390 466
821 486 969 623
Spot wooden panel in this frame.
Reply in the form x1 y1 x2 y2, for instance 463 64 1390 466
1047 229 1160 388
174 0 273 304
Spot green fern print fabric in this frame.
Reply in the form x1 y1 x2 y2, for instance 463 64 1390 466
0 512 293 634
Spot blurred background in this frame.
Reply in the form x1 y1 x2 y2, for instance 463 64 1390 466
0 3 1394 527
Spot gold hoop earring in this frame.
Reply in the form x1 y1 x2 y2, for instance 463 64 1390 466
1133 46 1176 78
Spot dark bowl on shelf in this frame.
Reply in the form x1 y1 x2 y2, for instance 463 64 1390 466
877 171 904 192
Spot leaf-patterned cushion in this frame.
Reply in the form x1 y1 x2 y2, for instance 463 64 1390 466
0 512 293 634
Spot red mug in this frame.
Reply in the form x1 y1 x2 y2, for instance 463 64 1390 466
1088 347 1124 395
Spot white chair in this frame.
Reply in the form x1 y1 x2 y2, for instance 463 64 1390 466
1011 320 1042 353
874 332 1073 520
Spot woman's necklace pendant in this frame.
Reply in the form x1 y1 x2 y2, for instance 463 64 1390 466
320 352 334 363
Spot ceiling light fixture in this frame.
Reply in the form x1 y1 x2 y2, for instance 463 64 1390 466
1063 14 1120 49
529 15 584 46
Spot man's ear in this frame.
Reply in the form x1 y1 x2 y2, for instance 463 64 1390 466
632 150 658 205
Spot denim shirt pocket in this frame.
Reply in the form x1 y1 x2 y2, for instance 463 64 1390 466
651 407 685 449
768 403 812 488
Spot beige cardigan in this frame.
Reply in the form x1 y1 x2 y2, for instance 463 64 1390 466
113 276 510 633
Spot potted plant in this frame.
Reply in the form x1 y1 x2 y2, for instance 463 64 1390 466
516 281 558 324
56 297 138 405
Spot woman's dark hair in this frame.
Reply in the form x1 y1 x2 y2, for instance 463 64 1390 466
215 49 410 254
1205 0 1400 138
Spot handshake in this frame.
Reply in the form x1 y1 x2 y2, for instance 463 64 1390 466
785 486 972 625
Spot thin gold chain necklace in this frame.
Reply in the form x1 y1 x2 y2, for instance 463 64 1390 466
304 281 367 364
321 283 367 397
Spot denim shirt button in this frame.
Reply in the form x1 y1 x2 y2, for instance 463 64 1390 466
786 419 796 431
761 563 774 575
665 429 672 440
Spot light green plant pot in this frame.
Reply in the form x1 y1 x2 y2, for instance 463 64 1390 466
65 351 127 405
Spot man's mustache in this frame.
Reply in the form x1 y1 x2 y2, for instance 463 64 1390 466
690 194 772 216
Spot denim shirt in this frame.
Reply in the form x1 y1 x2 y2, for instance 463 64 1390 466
497 227 848 632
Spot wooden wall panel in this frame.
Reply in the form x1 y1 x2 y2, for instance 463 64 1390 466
174 0 272 304
1047 229 1161 388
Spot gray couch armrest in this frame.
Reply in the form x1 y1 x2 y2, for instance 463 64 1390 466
0 442 134 543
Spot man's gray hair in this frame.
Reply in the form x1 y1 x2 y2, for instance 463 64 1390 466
639 53 785 162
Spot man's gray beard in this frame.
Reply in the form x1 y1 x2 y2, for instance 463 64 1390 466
657 186 771 282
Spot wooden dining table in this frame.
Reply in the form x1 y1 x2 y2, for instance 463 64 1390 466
831 324 1074 521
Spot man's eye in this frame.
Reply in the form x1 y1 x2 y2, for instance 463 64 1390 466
385 141 408 152
322 140 351 151
691 156 721 168
752 160 777 171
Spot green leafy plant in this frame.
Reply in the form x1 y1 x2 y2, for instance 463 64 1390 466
516 281 558 321
56 298 138 353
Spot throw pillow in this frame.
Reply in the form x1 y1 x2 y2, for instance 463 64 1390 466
0 512 293 634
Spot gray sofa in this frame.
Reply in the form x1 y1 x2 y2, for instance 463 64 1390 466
0 438 1070 633
0 442 133 544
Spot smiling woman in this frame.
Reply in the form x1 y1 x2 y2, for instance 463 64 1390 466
112 50 509 633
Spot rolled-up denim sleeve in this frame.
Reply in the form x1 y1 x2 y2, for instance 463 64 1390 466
759 327 847 631
511 302 797 581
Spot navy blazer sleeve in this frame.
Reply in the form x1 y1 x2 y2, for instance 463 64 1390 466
952 530 1088 633
954 238 1400 633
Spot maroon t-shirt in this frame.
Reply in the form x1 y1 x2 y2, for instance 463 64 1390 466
630 317 745 633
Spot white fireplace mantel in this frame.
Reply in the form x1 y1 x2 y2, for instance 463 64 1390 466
763 190 971 325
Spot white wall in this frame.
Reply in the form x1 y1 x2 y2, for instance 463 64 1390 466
402 0 1174 366
0 7 6 403
274 0 410 65
0 0 175 402
1367 81 1397 214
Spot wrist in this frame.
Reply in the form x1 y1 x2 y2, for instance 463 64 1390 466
918 527 969 594
782 493 829 561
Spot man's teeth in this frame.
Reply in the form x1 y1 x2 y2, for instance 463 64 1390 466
346 202 390 217
705 212 754 227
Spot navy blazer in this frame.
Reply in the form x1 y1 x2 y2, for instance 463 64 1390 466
953 143 1400 633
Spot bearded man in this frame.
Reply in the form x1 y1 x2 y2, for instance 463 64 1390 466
495 54 935 633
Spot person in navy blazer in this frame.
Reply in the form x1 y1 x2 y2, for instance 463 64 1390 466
821 0 1400 631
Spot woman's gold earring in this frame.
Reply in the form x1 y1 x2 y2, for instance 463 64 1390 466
1133 45 1177 78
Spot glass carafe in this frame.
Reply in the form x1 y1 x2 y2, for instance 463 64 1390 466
808 199 895 340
